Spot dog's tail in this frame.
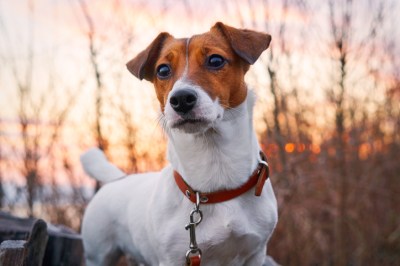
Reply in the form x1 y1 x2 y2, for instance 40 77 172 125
80 148 126 183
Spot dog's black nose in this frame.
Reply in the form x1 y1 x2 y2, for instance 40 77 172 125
169 89 198 114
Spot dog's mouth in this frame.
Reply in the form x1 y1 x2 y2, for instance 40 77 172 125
171 117 211 133
173 118 207 126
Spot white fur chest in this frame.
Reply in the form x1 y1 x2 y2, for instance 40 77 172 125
144 167 278 266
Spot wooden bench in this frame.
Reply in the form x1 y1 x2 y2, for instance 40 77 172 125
0 212 83 266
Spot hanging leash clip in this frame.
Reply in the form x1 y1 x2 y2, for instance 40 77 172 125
185 192 203 265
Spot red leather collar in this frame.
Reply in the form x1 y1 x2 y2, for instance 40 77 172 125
173 152 270 204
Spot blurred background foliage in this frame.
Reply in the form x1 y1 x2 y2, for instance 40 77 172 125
0 0 399 265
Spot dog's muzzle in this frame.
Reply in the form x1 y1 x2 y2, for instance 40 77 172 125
164 84 224 134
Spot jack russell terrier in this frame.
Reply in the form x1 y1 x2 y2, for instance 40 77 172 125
81 22 278 266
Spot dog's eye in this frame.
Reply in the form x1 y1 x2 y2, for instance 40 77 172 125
156 64 171 79
206 54 226 70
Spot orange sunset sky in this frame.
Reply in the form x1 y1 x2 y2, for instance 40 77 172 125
0 0 398 186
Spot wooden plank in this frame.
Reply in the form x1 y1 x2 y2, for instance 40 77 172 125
0 240 26 266
0 212 83 265
24 219 48 266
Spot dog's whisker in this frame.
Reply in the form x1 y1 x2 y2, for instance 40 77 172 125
154 113 172 138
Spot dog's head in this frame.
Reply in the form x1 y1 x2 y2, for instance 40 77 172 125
127 22 271 134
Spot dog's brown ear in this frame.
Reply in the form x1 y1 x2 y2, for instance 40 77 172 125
212 22 271 65
126 32 171 81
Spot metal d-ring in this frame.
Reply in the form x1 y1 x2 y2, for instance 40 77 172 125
195 192 200 211
186 248 202 263
258 158 269 168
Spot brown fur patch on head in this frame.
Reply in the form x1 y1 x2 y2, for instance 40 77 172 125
153 38 187 111
126 32 172 81
212 22 272 65
185 30 249 108
126 22 271 110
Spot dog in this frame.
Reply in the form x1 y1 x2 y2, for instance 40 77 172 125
81 22 278 266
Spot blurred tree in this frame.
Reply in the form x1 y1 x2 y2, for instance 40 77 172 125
76 0 152 175
77 0 108 191
326 0 389 264
327 1 352 263
0 0 79 217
